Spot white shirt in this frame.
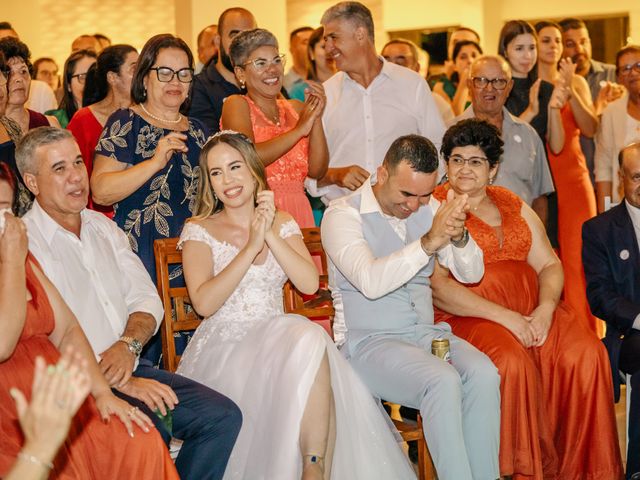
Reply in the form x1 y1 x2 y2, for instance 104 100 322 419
625 200 640 330
24 201 163 363
26 80 58 114
306 58 446 204
625 113 640 147
321 181 484 345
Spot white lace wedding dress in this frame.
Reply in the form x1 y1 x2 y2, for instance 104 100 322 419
176 220 416 480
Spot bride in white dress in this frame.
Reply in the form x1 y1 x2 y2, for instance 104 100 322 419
176 131 415 480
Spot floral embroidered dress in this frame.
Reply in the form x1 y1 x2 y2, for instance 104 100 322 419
95 109 205 283
176 220 416 480
244 96 315 228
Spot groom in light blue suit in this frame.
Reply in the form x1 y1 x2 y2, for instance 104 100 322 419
322 134 500 480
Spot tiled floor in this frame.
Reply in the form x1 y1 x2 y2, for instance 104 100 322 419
396 393 630 476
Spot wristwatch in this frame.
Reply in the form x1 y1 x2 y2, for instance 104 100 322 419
451 227 470 249
119 336 143 356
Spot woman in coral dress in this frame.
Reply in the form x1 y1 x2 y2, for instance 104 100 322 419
431 119 622 480
0 166 178 479
221 29 328 228
536 21 599 334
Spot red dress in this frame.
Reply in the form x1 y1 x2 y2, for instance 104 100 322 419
0 256 179 479
67 106 113 217
546 104 599 335
244 96 315 228
434 185 622 480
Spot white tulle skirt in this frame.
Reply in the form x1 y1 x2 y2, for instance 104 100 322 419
177 314 416 480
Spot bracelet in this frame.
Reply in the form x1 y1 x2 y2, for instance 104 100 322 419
18 451 53 470
451 227 470 249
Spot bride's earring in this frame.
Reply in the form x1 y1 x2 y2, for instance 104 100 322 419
239 78 245 89
489 176 495 185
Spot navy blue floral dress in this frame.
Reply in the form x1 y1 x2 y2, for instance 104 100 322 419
95 109 207 364
95 108 206 282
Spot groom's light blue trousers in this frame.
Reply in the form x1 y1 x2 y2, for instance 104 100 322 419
347 323 501 480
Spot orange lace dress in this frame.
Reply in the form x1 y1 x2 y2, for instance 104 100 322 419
244 96 315 228
0 256 179 479
546 104 599 335
434 185 622 480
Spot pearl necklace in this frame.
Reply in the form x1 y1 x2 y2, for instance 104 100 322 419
140 103 183 124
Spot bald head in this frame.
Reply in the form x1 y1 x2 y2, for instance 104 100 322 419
470 55 511 79
197 24 218 64
620 142 640 208
71 34 100 53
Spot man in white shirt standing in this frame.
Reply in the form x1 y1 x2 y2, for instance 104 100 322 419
322 134 500 480
18 128 241 480
306 1 446 205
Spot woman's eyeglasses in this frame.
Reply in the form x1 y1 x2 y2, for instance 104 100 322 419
71 72 88 84
242 53 286 73
149 67 194 83
448 155 489 169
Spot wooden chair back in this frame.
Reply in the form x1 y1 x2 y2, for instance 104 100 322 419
282 228 334 334
154 237 202 373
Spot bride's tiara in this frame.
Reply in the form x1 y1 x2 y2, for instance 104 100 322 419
205 129 252 144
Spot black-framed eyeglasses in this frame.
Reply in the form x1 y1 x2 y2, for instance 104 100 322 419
241 53 286 72
149 66 194 83
471 76 509 90
447 155 489 169
70 72 88 84
618 62 640 76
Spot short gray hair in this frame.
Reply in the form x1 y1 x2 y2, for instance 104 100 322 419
321 2 374 42
229 29 278 68
15 127 74 176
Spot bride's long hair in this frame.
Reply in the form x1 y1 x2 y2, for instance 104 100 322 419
190 131 269 221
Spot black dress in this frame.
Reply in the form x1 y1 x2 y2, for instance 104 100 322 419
505 76 558 247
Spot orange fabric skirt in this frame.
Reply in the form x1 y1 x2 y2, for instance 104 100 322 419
0 337 179 479
436 260 623 480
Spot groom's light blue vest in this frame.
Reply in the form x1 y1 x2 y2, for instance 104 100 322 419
334 192 436 352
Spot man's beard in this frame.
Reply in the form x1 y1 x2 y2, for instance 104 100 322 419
220 48 234 72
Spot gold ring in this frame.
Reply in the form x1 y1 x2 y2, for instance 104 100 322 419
127 406 138 417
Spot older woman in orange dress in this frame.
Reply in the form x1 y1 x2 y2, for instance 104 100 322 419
432 119 622 480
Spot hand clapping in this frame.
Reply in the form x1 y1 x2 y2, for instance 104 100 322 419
296 82 326 137
10 348 91 463
422 189 469 253
247 191 275 257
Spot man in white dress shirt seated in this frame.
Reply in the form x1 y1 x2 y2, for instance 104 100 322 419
306 1 446 205
321 134 500 480
17 127 241 480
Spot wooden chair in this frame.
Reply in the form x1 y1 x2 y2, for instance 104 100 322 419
282 228 436 480
154 237 202 373
282 227 333 335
